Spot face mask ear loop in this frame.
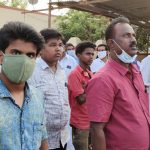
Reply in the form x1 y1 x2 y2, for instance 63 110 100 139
0 51 4 55
0 51 5 66
112 39 124 55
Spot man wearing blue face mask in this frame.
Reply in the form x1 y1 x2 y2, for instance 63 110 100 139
86 17 150 150
0 22 48 150
91 44 108 73
66 43 79 63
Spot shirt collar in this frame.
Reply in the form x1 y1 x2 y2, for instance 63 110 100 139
108 59 140 76
0 80 11 98
64 54 69 59
76 65 93 78
37 57 49 70
0 80 31 103
38 57 63 71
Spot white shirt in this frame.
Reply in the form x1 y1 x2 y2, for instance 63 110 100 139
141 55 150 112
90 58 105 73
67 50 79 63
60 54 77 77
28 58 70 149
141 55 150 86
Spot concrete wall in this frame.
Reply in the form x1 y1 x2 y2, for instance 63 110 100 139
0 5 57 31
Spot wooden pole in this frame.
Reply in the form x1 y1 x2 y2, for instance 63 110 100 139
48 0 51 28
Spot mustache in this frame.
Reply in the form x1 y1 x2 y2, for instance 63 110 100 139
129 42 137 47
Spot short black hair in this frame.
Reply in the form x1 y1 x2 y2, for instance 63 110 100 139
105 17 130 41
0 21 44 55
75 41 96 55
65 43 74 49
66 43 74 47
97 44 107 48
97 44 108 51
40 28 63 43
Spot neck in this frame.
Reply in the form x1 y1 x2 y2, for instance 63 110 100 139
101 57 107 63
111 56 130 69
48 61 58 72
60 52 66 60
79 62 90 71
0 73 25 93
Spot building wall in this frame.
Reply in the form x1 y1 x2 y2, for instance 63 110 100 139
0 5 57 31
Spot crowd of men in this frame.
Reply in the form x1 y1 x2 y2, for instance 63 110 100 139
0 16 150 150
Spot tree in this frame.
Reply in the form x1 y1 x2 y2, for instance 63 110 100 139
0 0 8 6
10 0 28 9
0 0 28 9
136 27 150 53
56 10 109 42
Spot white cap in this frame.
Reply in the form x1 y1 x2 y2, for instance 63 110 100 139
95 39 106 47
67 37 81 47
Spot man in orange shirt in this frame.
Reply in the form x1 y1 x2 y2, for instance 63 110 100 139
68 41 95 150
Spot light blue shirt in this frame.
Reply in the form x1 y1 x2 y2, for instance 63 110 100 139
0 80 47 150
90 58 105 73
60 54 77 77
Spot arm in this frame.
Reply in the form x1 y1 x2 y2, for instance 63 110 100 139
91 122 107 150
40 139 48 150
75 93 86 105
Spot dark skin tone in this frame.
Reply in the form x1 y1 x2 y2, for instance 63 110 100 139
91 23 138 150
76 47 94 105
0 39 48 150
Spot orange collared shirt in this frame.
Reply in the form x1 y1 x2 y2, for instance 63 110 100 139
68 65 93 129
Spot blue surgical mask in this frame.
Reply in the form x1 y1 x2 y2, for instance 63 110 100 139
112 39 137 63
98 51 107 59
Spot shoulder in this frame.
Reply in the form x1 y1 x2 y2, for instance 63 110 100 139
90 65 117 87
69 66 80 77
29 85 44 104
91 58 100 64
141 56 150 68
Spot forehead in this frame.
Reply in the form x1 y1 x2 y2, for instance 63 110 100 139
114 23 135 36
46 38 63 44
67 45 74 49
98 46 106 50
5 39 37 53
83 47 95 53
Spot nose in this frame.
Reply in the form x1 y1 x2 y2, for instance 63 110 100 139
90 53 94 60
131 35 137 43
55 45 62 52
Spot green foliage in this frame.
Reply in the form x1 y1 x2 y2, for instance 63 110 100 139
10 0 28 9
136 27 150 53
0 0 8 6
56 10 109 42
0 0 28 9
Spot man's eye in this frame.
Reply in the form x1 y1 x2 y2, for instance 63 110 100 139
12 51 21 55
27 54 35 59
49 44 56 47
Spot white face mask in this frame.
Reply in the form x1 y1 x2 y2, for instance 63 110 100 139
112 39 137 63
98 51 107 59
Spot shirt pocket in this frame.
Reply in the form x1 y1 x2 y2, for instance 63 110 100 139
32 123 43 150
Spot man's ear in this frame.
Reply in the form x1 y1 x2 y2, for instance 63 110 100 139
0 51 4 65
107 39 114 50
76 53 80 58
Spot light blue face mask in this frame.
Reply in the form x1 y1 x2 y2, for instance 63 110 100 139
98 51 107 59
112 39 137 64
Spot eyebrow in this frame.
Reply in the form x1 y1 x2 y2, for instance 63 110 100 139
11 49 36 54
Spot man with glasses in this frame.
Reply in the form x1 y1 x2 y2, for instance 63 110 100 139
29 29 70 150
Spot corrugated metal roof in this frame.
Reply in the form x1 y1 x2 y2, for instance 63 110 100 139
51 0 150 28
